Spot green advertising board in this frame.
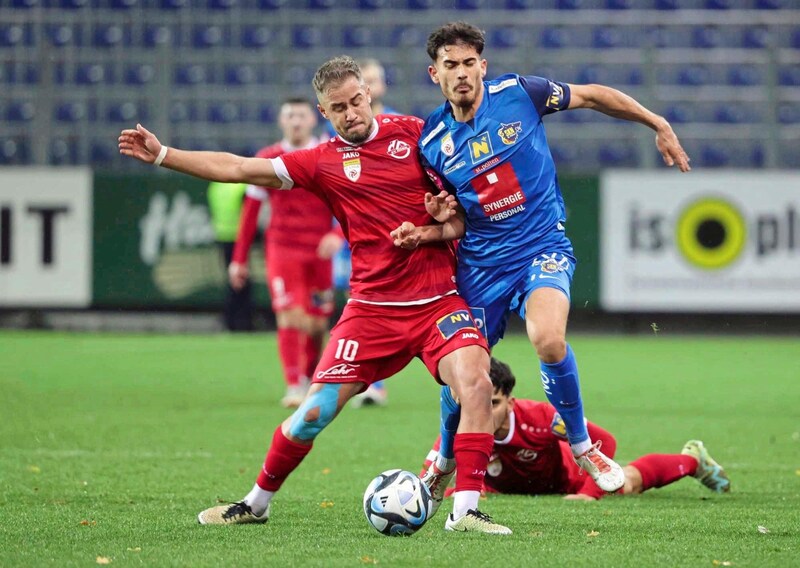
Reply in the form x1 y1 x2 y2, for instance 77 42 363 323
559 174 600 309
92 172 270 308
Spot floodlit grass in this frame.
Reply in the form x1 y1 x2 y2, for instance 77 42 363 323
1 330 798 567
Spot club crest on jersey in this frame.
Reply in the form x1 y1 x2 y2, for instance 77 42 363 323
468 132 494 165
533 253 570 274
343 158 361 181
441 133 455 157
436 309 479 340
387 139 411 159
550 413 568 439
497 121 522 145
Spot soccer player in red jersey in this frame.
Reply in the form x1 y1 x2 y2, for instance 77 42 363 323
230 96 341 409
119 56 511 534
423 358 731 500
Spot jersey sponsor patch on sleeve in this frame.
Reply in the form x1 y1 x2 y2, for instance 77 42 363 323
550 412 568 439
436 309 479 340
546 81 566 110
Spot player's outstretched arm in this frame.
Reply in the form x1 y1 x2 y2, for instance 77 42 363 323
118 123 283 187
390 216 465 250
567 84 691 173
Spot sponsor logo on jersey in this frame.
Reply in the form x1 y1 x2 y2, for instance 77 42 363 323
444 160 466 174
441 133 455 157
342 151 360 159
460 332 481 340
516 449 539 462
336 146 357 152
472 162 528 221
550 413 568 439
316 362 360 380
497 121 523 145
546 81 565 110
533 253 571 273
473 156 500 174
436 309 479 340
421 121 446 147
387 139 411 159
343 158 361 182
468 132 494 165
468 306 486 336
488 77 518 94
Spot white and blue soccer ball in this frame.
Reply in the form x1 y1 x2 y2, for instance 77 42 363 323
363 469 432 536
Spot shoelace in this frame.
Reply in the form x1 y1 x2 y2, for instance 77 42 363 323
222 501 253 520
468 509 495 523
584 441 611 474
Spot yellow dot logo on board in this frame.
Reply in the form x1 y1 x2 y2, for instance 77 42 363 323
676 197 747 270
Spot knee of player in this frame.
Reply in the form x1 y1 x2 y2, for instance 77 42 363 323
456 371 493 408
287 384 340 440
532 332 567 362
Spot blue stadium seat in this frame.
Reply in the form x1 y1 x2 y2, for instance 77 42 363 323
777 103 800 124
391 26 425 48
0 25 25 48
705 0 731 8
700 143 729 167
540 27 569 49
76 63 110 85
714 104 749 124
593 27 622 49
60 0 89 8
125 64 155 85
505 0 533 8
55 101 88 122
692 25 721 48
308 0 334 8
655 0 680 8
292 26 322 49
7 100 35 122
110 0 138 8
209 0 237 9
224 64 257 85
342 26 373 48
556 0 582 9
728 65 762 86
12 0 38 8
792 29 800 49
490 28 520 50
208 102 243 123
598 142 636 166
663 104 692 124
144 25 173 47
193 25 224 49
285 65 313 87
175 64 209 85
677 65 710 86
743 26 771 49
258 104 275 124
258 0 286 8
456 0 485 8
358 0 387 8
90 140 115 163
169 101 198 123
93 25 126 48
549 142 580 168
241 26 274 48
407 0 433 9
0 138 25 165
756 0 782 7
48 24 76 47
108 101 145 122
160 0 187 9
606 0 631 9
48 138 79 165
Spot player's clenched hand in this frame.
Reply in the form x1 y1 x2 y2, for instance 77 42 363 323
390 222 421 250
655 123 691 172
118 123 163 164
317 232 345 260
425 191 458 223
563 494 597 501
228 262 249 291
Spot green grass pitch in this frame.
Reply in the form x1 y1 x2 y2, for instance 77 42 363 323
1 330 798 567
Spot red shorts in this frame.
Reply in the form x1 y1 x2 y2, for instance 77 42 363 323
312 294 488 387
266 254 333 318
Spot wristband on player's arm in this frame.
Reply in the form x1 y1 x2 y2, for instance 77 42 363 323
153 145 168 166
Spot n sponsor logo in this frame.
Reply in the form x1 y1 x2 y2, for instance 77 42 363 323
468 132 494 165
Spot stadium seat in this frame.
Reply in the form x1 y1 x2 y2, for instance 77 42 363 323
0 25 25 48
48 138 79 165
593 27 623 48
208 102 243 123
258 104 275 124
407 0 433 9
108 101 145 122
12 0 38 8
55 101 88 122
292 26 322 49
60 0 89 8
556 0 582 9
756 0 782 7
110 0 138 8
175 64 209 85
692 25 722 48
358 0 387 8
606 0 631 9
455 0 485 9
490 28 520 50
93 25 125 48
125 64 155 85
241 26 274 48
308 0 334 8
224 64 257 85
258 0 286 8
677 65 710 86
540 27 569 49
342 26 372 48
705 0 731 8
505 0 533 8
598 142 636 166
655 0 680 8
90 140 115 164
700 143 729 167
48 24 76 47
144 25 173 47
160 0 187 9
662 104 692 124
285 65 313 87
714 104 748 124
193 25 224 49
548 142 579 167
76 63 109 85
391 26 425 48
777 103 799 124
209 0 237 9
727 65 762 86
6 100 35 122
743 26 771 49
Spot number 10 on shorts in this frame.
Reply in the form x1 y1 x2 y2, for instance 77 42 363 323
335 339 359 362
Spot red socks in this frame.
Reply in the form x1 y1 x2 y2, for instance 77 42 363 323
256 427 313 492
630 454 698 491
454 432 493 492
277 328 302 386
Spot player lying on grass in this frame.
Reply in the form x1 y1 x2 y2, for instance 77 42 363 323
422 358 730 504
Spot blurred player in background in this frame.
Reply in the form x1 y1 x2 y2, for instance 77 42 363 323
230 96 340 409
207 180 254 332
423 358 731 499
119 56 512 534
393 22 691 506
327 58 400 409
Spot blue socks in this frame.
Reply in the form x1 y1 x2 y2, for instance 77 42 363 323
539 343 590 446
438 385 461 460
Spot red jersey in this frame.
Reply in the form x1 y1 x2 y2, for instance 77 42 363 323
232 138 333 264
430 400 616 499
273 115 458 304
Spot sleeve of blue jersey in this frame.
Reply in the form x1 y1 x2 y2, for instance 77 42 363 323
519 75 572 117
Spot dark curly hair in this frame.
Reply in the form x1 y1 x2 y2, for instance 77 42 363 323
489 358 516 397
426 21 486 61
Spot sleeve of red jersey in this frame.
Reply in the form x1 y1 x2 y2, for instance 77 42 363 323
231 193 263 265
575 421 619 499
272 146 321 193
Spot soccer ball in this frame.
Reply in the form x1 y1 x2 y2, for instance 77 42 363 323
363 469 432 536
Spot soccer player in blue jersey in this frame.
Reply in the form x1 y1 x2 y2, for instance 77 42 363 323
392 21 691 515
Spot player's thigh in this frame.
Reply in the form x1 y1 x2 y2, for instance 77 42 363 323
514 253 575 337
267 255 307 313
456 263 517 348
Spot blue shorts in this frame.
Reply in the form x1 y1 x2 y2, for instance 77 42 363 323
457 252 576 347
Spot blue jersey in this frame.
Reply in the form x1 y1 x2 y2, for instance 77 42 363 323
420 74 573 267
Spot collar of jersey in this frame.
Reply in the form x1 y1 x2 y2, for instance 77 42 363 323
494 409 516 445
336 119 379 147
